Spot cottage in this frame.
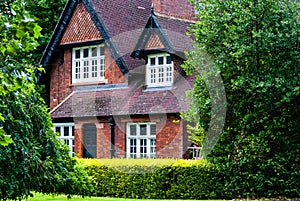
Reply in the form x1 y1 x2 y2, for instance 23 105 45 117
39 0 196 159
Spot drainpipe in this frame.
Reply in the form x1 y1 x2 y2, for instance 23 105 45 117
110 115 115 158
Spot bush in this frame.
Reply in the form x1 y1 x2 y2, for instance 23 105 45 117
80 158 218 199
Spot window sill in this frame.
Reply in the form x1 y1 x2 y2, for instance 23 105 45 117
70 79 107 86
143 85 173 92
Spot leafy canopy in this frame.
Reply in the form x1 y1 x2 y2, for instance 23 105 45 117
184 0 300 198
0 1 92 200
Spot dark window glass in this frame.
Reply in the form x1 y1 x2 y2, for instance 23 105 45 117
92 47 97 57
130 125 137 136
55 127 60 134
158 57 164 65
100 46 105 55
150 124 156 135
75 50 80 59
83 48 89 58
140 124 147 135
64 126 69 136
167 56 172 64
150 58 155 66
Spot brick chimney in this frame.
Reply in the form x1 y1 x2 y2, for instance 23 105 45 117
152 0 195 20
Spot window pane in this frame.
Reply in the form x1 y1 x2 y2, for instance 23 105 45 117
150 124 156 135
140 125 147 135
158 56 164 65
75 50 80 59
64 126 69 136
130 125 137 136
100 46 104 55
167 56 172 64
150 58 155 66
92 47 97 57
83 48 89 58
55 127 61 134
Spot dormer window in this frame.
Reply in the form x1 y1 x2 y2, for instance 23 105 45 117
146 53 173 87
72 44 105 84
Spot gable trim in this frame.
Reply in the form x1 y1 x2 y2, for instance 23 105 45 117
131 11 175 60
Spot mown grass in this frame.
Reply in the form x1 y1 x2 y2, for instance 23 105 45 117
28 193 225 201
25 193 224 201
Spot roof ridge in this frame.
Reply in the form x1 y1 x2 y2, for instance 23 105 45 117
154 12 197 23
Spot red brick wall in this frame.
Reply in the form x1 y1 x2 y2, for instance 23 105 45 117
73 115 186 159
153 0 195 19
49 46 127 110
49 50 73 110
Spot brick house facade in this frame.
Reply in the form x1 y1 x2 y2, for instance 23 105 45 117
39 0 196 159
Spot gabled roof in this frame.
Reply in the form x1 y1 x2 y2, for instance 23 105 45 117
39 0 194 79
39 0 128 79
131 6 175 59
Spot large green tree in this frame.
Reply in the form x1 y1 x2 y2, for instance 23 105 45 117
184 0 300 198
0 2 91 200
0 0 66 64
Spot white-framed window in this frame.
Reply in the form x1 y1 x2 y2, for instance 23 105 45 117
72 44 105 84
126 123 156 158
146 53 173 87
53 123 75 156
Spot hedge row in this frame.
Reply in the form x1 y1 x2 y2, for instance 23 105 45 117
80 158 219 199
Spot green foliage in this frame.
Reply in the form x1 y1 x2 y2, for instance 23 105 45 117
0 0 67 64
0 1 92 200
82 159 219 200
185 0 300 198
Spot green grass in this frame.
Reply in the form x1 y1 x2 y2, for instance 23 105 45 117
25 193 224 201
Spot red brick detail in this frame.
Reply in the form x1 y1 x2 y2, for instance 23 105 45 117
74 125 83 157
145 32 165 50
156 115 183 158
173 55 185 81
49 49 73 110
153 0 195 20
60 3 102 45
104 47 128 84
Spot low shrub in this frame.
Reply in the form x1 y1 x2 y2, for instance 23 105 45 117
80 158 219 199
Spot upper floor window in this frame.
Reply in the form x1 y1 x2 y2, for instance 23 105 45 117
146 53 173 87
72 44 105 84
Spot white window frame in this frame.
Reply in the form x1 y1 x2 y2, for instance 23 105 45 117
53 123 75 156
126 122 156 158
146 53 173 87
72 44 105 84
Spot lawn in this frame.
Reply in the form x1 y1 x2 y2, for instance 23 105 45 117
25 193 222 201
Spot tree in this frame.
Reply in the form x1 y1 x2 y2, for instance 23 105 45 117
0 0 67 64
0 2 91 200
184 0 300 198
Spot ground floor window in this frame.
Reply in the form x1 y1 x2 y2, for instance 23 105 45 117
53 123 75 156
126 123 156 158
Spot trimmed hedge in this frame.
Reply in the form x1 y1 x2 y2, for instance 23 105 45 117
80 159 219 199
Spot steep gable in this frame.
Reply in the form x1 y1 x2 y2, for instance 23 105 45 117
131 8 175 59
60 3 102 44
